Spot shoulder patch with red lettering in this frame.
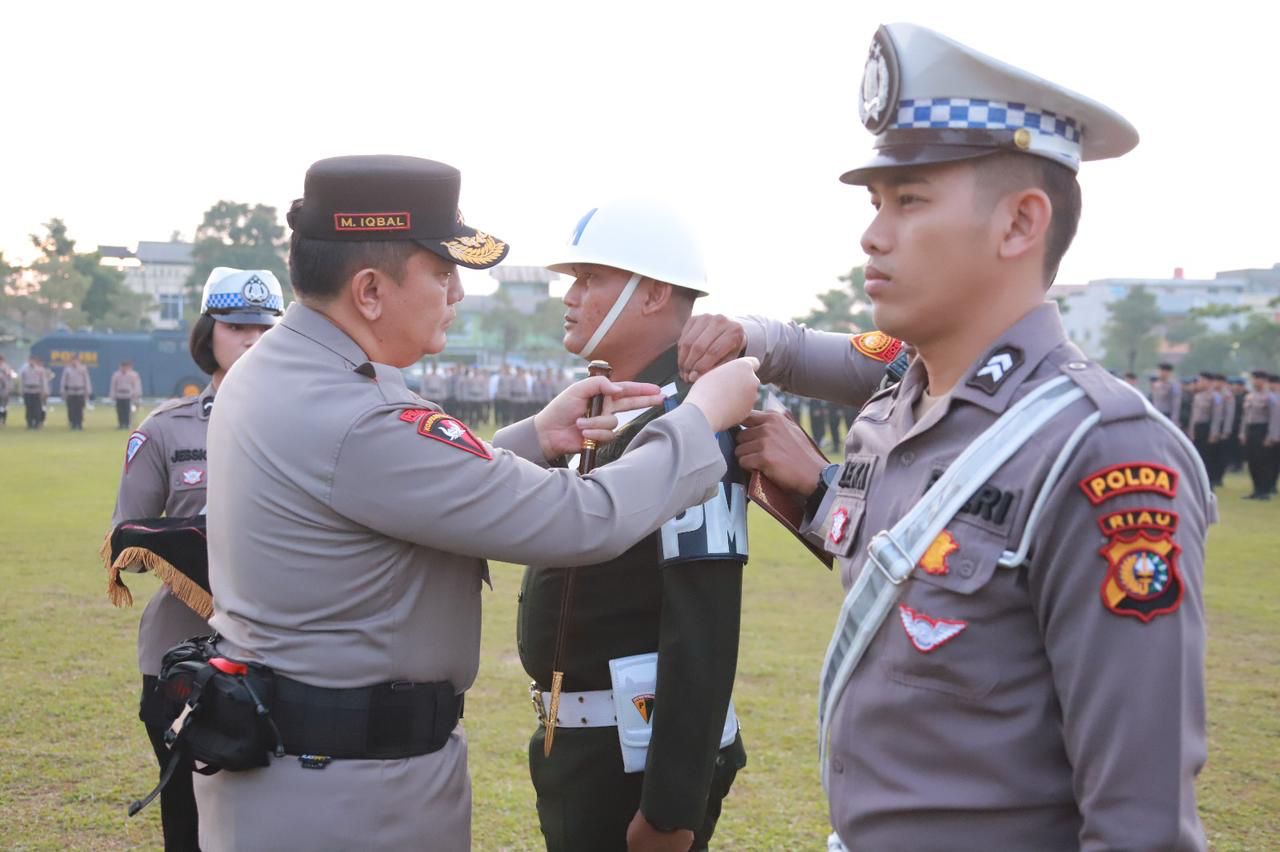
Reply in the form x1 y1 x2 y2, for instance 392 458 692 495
407 411 491 460
1079 463 1178 505
850 330 904 364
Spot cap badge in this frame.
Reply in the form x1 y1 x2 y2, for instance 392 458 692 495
859 26 900 134
443 231 506 266
241 275 270 306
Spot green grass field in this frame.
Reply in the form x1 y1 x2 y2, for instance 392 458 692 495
1 403 1277 850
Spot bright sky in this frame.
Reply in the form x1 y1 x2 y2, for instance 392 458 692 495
1 0 1275 318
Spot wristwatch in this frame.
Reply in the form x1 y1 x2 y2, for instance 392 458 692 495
804 463 840 519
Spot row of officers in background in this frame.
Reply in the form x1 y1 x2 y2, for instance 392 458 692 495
419 363 573 427
1147 365 1280 499
0 353 142 431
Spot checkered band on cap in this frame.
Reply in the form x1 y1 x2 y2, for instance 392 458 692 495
205 292 284 311
893 97 1082 165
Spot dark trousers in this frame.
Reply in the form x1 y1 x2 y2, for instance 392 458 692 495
528 726 744 852
66 394 85 429
1266 441 1280 495
23 393 43 428
116 398 133 429
141 675 200 851
1245 425 1268 496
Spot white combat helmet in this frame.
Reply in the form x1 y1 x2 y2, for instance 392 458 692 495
199 267 285 326
546 200 708 359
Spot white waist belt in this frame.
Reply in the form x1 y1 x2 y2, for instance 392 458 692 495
537 688 618 728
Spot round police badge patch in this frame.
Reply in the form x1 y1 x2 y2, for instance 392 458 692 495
859 26 901 134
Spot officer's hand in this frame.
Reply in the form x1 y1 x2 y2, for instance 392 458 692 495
625 810 694 852
678 314 746 383
735 409 830 496
533 377 666 461
684 357 760 432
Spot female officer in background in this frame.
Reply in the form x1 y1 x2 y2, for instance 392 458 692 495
109 267 284 851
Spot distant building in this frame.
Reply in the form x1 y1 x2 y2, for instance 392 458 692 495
431 266 560 365
1049 264 1280 362
99 240 195 330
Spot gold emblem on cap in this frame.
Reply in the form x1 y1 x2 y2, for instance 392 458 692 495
443 231 506 266
1014 128 1032 150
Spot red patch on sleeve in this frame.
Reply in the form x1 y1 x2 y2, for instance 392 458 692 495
1078 463 1178 505
400 409 430 423
849 331 904 364
1096 508 1179 537
414 413 491 460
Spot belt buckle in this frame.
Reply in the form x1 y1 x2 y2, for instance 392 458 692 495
529 681 547 726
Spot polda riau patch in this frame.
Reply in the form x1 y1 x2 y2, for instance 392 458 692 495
409 411 491 460
849 331 903 364
1098 527 1183 622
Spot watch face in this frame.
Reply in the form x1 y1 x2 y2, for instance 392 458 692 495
822 463 840 489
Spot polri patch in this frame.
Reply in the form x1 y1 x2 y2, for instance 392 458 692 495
898 604 966 653
918 530 958 576
415 412 491 460
1079 463 1178 505
125 431 148 468
1098 528 1183 623
849 331 903 364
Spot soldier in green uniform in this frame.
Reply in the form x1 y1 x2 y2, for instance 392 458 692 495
518 200 895 851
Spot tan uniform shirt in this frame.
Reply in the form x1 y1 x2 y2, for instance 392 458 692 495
195 303 727 852
1268 392 1280 443
1150 378 1181 424
0 365 13 399
60 363 92 397
110 386 216 674
420 370 447 402
1208 391 1226 441
1239 390 1271 440
111 368 143 401
1188 389 1214 430
750 304 1211 851
20 364 51 395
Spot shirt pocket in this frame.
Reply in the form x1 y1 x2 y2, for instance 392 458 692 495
172 463 208 492
881 520 1010 702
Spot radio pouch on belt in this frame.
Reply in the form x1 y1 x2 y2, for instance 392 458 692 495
129 634 284 817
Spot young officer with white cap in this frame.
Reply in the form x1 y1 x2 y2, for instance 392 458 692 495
680 22 1213 851
109 266 283 850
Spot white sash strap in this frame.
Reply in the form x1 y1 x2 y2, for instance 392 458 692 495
818 376 1087 790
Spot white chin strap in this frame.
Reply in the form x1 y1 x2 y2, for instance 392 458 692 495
579 273 642 360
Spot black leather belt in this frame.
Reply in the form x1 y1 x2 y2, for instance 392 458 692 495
271 676 464 760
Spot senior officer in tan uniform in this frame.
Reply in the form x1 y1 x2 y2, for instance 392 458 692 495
195 155 759 852
110 266 282 850
680 24 1213 851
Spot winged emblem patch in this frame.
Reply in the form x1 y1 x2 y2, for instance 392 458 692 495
898 603 966 653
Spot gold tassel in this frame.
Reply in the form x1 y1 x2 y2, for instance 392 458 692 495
104 546 213 619
543 670 564 757
102 531 134 609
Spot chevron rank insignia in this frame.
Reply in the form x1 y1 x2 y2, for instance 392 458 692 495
899 604 966 653
632 694 656 723
850 330 904 364
966 345 1024 395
